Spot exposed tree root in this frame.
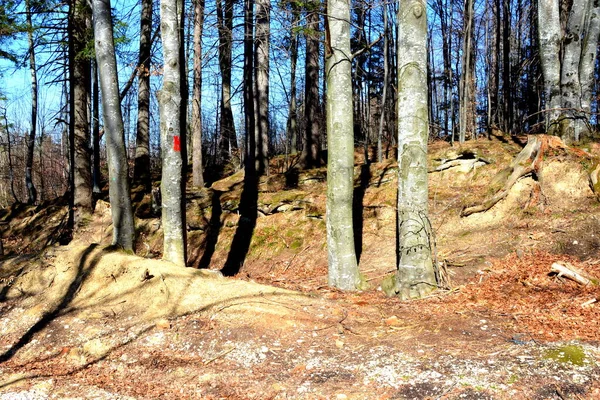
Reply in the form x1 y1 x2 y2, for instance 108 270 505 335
460 135 590 217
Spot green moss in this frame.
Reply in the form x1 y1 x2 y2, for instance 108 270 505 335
507 374 519 384
381 273 397 296
290 238 304 250
544 345 587 366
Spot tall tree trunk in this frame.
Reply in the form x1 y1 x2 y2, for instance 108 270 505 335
91 57 102 194
158 0 187 265
326 0 361 290
254 0 270 175
459 0 475 143
538 0 562 130
93 0 135 251
192 0 205 188
392 0 437 300
134 0 152 192
559 0 590 142
69 0 93 228
243 0 255 170
377 0 388 163
300 0 322 169
579 1 600 139
286 3 300 155
25 0 38 205
216 0 237 163
502 0 513 134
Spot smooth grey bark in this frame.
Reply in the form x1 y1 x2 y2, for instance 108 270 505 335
326 0 362 290
300 0 322 169
69 0 93 226
192 0 205 188
254 0 270 175
538 0 562 128
134 0 152 192
93 0 135 251
392 0 437 300
560 0 589 142
25 0 38 205
91 58 101 194
458 0 474 143
579 2 600 124
158 0 187 266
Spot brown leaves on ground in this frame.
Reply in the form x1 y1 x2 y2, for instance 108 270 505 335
454 251 600 342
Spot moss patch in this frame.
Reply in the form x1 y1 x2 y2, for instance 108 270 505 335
544 345 587 366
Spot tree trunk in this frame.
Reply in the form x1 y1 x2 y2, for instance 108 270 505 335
286 3 300 155
300 0 322 169
538 0 562 130
91 57 102 194
502 0 513 134
69 0 93 227
134 0 152 192
216 0 237 163
25 0 38 205
325 0 362 290
192 0 205 188
579 1 600 139
254 0 270 175
459 0 474 143
158 0 187 266
559 0 589 142
377 0 388 163
243 0 255 170
93 0 135 251
392 0 437 300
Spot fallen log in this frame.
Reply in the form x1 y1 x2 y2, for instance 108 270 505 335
550 262 596 286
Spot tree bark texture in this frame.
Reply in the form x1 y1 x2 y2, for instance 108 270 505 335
286 3 300 155
538 0 562 128
216 0 237 163
243 0 255 171
158 0 187 266
325 0 361 290
93 0 135 251
26 0 38 205
394 0 437 300
254 0 270 175
134 0 153 192
300 0 322 169
192 0 205 188
69 0 93 224
458 0 475 143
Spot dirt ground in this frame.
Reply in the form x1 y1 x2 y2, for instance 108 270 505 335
1 136 600 399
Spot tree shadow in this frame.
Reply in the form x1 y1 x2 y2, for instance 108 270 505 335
0 244 105 363
196 190 224 269
353 163 371 264
221 171 258 276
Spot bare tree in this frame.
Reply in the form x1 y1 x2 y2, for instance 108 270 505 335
325 0 362 290
391 0 437 300
254 0 270 175
158 0 187 266
133 0 153 192
25 0 38 205
93 0 135 250
192 0 205 188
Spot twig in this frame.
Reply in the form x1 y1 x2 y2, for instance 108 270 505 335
203 347 234 365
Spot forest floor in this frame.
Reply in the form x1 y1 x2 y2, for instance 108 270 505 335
1 135 600 399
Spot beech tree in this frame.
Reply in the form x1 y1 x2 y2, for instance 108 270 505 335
25 0 38 205
68 0 93 227
192 0 205 189
158 0 187 266
326 0 362 290
93 0 135 250
391 0 437 299
133 0 153 192
539 0 600 142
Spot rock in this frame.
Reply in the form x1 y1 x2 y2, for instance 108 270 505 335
156 319 171 330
